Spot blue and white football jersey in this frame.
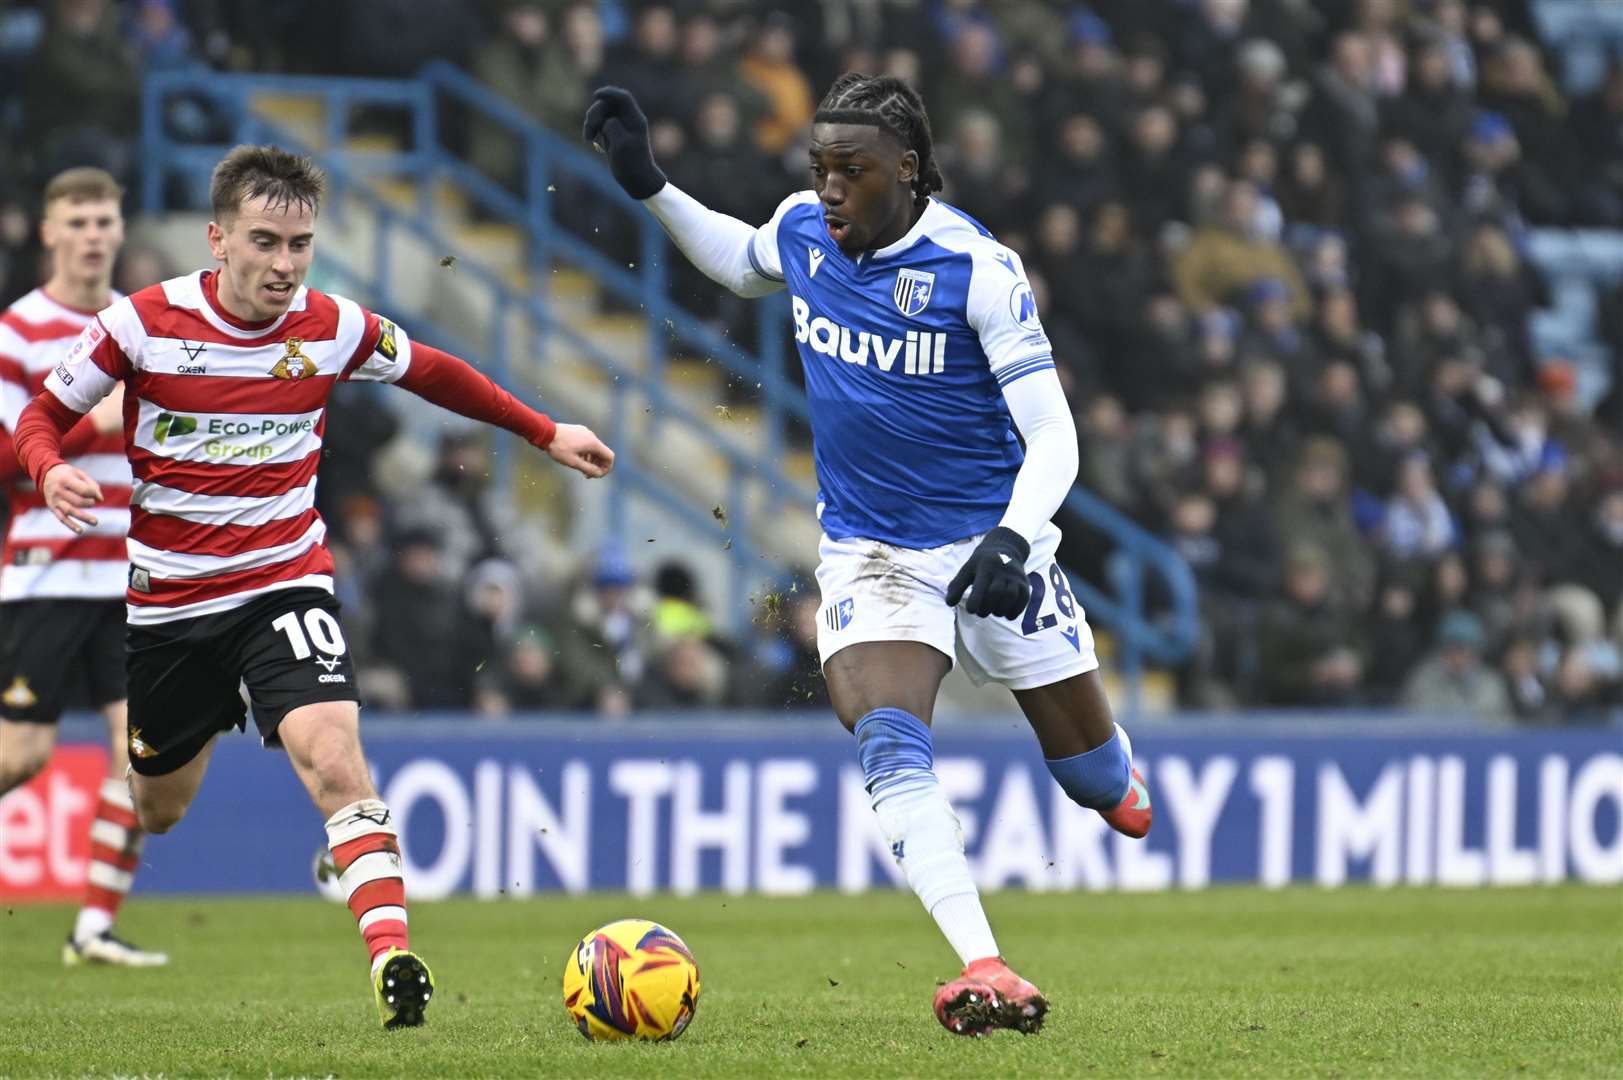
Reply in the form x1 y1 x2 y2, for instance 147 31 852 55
748 192 1055 549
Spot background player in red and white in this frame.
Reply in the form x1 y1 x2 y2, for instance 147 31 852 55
13 145 615 1027
0 167 164 967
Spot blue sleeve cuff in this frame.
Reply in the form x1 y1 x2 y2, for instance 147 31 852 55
995 355 1055 387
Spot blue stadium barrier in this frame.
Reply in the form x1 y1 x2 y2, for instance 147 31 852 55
6 717 1617 899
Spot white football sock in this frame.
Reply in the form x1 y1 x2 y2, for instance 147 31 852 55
871 774 999 966
74 906 113 943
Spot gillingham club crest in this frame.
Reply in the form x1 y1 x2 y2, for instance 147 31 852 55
893 268 935 317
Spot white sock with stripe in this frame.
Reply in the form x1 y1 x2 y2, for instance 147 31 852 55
75 778 144 943
324 799 410 973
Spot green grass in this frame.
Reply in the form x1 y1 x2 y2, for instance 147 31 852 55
0 887 1618 1078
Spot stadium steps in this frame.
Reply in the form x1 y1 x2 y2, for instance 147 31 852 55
247 96 824 614
250 93 325 147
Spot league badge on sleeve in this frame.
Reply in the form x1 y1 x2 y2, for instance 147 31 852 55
893 268 935 317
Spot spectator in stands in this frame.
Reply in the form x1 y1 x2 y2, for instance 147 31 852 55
1383 452 1456 561
1511 449 1586 588
1383 35 1474 188
371 528 476 711
1240 276 1318 391
1173 179 1310 316
1256 542 1366 707
1364 192 1455 338
1276 142 1347 229
391 430 511 582
1119 105 1186 235
1364 560 1430 703
1468 529 1536 654
1500 633 1553 722
489 625 572 714
1303 31 1381 174
604 4 681 124
737 13 815 156
1272 436 1375 610
471 3 596 184
555 546 650 714
1456 219 1547 380
1078 393 1136 511
1476 36 1576 224
1576 482 1623 629
755 591 828 709
649 559 713 647
1200 437 1277 604
1568 58 1623 227
1238 357 1297 484
636 636 727 710
23 0 140 182
463 556 526 696
1033 111 1119 220
1401 609 1512 718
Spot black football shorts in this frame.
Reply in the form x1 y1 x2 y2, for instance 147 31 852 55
125 587 361 776
0 598 126 722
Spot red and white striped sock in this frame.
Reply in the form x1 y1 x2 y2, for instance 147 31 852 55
325 798 409 972
75 778 144 943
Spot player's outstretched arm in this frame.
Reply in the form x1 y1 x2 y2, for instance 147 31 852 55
393 342 614 480
584 87 782 299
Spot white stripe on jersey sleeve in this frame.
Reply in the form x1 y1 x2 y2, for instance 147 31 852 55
42 318 120 414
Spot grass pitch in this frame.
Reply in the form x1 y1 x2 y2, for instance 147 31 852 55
0 886 1617 1078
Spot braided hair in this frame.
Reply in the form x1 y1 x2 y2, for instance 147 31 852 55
814 73 944 209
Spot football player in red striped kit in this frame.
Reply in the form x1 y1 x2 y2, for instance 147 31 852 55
13 145 615 1027
0 167 166 968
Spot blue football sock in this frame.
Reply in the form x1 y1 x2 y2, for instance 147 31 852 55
1046 730 1131 810
853 707 998 964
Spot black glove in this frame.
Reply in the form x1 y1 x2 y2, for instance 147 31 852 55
582 86 668 201
944 527 1032 619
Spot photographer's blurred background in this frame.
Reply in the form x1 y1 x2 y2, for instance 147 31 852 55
1 0 1618 721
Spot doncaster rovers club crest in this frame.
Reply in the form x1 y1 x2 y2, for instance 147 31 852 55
270 338 318 380
893 268 935 317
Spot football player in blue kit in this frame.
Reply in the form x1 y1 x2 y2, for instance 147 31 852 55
585 74 1151 1036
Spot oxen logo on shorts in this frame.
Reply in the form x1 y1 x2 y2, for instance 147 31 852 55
823 597 855 631
270 338 318 381
2 676 36 709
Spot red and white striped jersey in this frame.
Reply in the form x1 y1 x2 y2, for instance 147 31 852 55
43 270 414 624
0 288 130 601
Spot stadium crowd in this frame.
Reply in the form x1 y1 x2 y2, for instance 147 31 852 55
0 0 1619 719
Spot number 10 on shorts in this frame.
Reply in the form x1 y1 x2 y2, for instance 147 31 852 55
270 609 348 658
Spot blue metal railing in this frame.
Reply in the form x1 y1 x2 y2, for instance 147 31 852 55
139 66 1200 703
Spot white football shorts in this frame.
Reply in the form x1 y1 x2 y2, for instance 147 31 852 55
813 522 1099 691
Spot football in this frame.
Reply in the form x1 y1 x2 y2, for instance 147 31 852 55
562 919 701 1041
